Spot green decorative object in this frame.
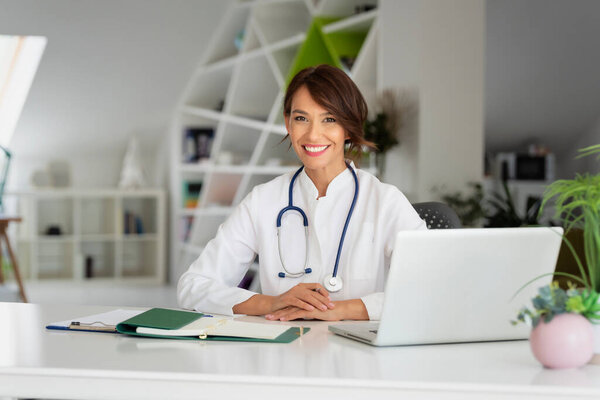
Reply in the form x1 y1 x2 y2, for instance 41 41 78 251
286 17 369 86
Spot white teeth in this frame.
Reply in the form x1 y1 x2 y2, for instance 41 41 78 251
304 145 328 153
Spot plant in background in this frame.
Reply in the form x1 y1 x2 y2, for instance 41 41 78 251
435 182 485 227
540 144 600 292
512 282 600 327
363 89 417 176
485 180 542 227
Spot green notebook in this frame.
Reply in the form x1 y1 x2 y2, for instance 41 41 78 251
116 308 308 343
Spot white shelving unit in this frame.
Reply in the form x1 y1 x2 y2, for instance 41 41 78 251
170 0 380 281
6 189 166 283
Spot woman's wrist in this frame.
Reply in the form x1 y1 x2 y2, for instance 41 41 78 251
333 299 369 320
232 294 274 315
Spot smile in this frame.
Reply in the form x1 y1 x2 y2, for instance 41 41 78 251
303 145 329 156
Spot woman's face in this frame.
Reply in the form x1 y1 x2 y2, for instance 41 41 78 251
284 86 348 175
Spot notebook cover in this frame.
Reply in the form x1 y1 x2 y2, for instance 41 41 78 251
117 325 309 343
116 308 204 331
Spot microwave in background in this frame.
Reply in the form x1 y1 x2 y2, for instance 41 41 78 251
495 152 555 181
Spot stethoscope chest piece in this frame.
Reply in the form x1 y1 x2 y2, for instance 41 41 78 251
323 273 343 293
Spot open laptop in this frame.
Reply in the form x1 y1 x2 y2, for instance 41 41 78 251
329 227 563 346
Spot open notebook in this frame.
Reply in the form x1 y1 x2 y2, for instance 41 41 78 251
116 308 308 343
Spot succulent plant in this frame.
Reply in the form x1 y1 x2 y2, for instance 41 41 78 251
513 282 600 327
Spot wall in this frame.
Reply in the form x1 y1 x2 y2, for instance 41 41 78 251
558 118 600 179
9 134 168 190
0 0 229 191
380 0 485 202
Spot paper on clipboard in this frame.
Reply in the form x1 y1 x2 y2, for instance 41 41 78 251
46 309 144 333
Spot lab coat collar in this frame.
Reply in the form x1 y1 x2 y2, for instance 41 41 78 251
299 160 357 200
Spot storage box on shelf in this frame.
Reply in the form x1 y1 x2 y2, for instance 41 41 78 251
6 189 165 283
170 0 380 281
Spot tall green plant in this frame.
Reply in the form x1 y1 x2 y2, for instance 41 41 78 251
540 144 600 291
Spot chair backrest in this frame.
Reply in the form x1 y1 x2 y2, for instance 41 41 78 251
412 201 462 229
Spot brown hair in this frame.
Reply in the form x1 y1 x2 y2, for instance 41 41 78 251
283 65 375 156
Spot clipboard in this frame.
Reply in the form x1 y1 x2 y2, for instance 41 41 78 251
46 309 145 333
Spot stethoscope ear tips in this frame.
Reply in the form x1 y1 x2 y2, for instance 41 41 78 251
305 268 312 273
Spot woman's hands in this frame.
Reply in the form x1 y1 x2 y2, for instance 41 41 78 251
232 284 369 321
271 283 334 313
232 283 333 316
266 305 340 321
266 299 369 321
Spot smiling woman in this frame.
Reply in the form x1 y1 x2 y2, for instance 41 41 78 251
177 65 427 322
283 64 375 197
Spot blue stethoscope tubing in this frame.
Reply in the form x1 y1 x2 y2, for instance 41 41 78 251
276 162 359 292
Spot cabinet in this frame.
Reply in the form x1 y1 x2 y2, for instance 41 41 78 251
7 189 165 283
170 0 379 281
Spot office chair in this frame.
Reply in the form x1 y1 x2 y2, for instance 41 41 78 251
412 202 462 229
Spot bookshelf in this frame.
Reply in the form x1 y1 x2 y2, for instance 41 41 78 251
170 0 380 281
6 189 165 283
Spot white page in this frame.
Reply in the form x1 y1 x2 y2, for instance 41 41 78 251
137 318 290 340
48 309 144 328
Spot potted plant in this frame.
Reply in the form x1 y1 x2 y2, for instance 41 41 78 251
513 282 599 368
363 89 417 178
539 143 600 357
434 182 485 227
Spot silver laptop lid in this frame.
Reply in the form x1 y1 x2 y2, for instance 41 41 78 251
375 227 563 346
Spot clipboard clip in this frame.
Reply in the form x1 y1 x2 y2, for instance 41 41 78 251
69 321 116 332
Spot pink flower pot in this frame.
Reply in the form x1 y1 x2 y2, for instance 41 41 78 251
530 313 594 369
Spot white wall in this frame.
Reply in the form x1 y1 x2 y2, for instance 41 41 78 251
0 0 229 191
380 0 485 202
558 118 600 179
10 134 168 189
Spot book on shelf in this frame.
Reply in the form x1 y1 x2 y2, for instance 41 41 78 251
181 215 194 242
182 181 202 208
183 127 214 163
124 211 144 235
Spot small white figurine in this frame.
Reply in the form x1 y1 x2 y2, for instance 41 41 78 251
119 136 146 189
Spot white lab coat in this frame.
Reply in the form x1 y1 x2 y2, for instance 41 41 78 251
177 163 427 320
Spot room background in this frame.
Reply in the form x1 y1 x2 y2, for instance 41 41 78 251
0 0 598 305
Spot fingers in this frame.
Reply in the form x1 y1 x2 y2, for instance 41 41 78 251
300 283 335 310
272 283 336 313
289 297 315 311
266 306 310 321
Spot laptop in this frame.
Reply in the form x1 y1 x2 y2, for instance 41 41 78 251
329 227 563 346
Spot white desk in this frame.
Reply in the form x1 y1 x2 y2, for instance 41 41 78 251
1 302 600 400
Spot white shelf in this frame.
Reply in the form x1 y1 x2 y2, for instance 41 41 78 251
36 235 76 243
6 189 166 283
79 234 116 242
169 0 380 282
122 234 159 242
321 9 378 33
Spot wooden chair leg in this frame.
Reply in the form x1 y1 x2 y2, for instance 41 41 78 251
1 231 27 303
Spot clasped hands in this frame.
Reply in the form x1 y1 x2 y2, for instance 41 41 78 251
265 283 339 321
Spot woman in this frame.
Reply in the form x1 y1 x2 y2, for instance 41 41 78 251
178 65 426 321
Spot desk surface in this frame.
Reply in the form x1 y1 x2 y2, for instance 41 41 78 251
1 302 600 400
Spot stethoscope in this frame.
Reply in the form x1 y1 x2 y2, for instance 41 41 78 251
276 162 359 293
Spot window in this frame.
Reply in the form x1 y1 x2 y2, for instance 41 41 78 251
0 35 47 146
